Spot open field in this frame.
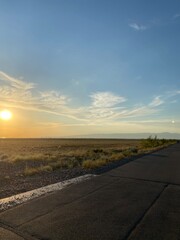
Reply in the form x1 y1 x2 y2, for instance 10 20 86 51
0 138 177 199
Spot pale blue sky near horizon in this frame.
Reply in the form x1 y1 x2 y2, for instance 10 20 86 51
0 0 179 137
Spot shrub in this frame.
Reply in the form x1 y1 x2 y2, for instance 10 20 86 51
0 154 9 161
141 136 177 149
49 157 80 170
108 153 125 161
82 159 107 169
122 147 138 157
12 154 45 162
92 149 104 154
50 161 69 170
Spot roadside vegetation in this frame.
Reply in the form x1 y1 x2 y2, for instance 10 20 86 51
140 136 177 148
0 137 177 176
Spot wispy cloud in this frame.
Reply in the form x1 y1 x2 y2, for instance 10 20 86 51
0 71 179 125
129 23 148 31
79 95 165 123
40 91 69 107
129 14 180 32
0 71 74 118
90 92 126 108
163 90 180 99
149 96 164 107
0 71 35 90
173 13 180 20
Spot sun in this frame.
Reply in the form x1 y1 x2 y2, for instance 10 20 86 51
0 110 12 120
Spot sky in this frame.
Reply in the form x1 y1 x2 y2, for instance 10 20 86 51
0 0 180 138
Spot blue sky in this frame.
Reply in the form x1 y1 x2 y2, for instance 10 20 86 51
0 0 180 137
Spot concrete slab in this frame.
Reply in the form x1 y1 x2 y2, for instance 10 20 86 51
109 144 180 185
18 179 165 240
128 185 180 240
0 175 115 226
0 227 24 240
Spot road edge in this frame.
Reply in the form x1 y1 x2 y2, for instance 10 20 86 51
0 174 96 212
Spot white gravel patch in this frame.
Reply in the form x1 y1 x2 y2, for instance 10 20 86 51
0 174 96 212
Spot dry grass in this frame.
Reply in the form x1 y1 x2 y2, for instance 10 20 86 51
12 154 45 162
0 138 177 175
0 153 9 161
24 165 53 176
82 159 107 169
11 153 58 163
108 152 125 161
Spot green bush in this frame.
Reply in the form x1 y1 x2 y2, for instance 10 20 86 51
141 136 177 149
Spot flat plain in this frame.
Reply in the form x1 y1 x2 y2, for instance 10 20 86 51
0 138 175 199
0 138 141 198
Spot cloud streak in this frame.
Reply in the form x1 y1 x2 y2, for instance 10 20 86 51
0 71 179 125
0 71 35 90
90 92 126 108
129 23 148 31
149 96 164 107
173 13 180 20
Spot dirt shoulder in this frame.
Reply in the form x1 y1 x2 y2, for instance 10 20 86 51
0 148 167 199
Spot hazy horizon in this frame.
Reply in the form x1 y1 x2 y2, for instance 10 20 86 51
0 132 180 140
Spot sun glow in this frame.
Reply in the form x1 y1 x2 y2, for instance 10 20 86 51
0 110 12 120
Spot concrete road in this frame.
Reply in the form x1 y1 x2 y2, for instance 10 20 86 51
0 143 180 240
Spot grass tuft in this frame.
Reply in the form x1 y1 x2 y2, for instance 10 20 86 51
13 154 45 162
82 159 107 169
24 165 53 176
108 152 125 161
12 153 58 163
0 154 9 161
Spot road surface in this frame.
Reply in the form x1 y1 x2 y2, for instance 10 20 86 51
0 143 180 240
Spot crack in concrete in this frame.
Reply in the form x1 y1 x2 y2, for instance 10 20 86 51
108 174 180 187
17 176 119 228
0 222 38 240
122 184 168 240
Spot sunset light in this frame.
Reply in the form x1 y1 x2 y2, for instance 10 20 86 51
0 1 179 138
0 110 12 121
0 2 179 239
